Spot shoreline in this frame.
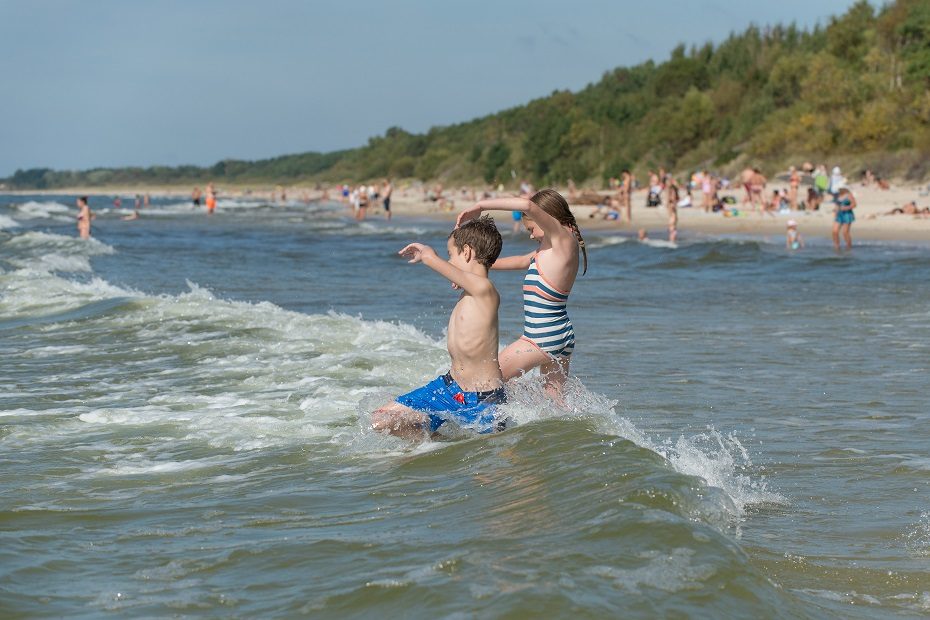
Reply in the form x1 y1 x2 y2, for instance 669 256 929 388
4 183 930 244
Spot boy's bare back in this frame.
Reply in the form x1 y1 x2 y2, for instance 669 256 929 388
445 252 501 392
399 233 503 392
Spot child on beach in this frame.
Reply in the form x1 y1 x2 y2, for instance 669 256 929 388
455 189 587 396
785 219 803 250
371 216 506 440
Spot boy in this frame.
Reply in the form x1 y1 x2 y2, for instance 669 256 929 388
371 216 505 440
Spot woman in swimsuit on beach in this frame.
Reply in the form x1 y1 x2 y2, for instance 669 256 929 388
456 189 587 396
833 186 856 251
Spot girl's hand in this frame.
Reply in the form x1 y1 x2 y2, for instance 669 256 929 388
398 243 435 264
455 204 483 228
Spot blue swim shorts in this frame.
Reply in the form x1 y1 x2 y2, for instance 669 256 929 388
835 209 855 225
396 372 507 434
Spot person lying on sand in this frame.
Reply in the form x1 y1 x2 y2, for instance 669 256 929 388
869 201 930 218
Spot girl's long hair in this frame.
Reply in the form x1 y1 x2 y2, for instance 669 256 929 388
530 188 587 275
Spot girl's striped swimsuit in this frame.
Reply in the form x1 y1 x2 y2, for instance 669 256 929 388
521 254 575 357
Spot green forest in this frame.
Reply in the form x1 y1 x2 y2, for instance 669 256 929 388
5 0 930 190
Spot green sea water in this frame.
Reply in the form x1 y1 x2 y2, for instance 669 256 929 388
2 195 929 618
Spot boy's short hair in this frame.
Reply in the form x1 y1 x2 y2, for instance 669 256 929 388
449 216 502 269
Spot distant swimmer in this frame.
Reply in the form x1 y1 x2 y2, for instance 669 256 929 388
456 189 587 398
76 196 94 239
371 216 505 440
192 186 202 207
143 193 150 209
113 196 122 209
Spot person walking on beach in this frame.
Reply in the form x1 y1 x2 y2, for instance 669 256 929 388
76 196 94 239
456 189 587 397
371 216 505 440
833 186 856 251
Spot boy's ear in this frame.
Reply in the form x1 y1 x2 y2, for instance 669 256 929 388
462 243 474 263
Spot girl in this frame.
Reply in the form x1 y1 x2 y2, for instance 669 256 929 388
456 189 587 394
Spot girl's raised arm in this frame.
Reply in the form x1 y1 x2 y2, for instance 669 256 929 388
491 251 534 271
456 197 568 244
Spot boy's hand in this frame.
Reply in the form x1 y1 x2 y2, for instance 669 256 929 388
455 204 483 228
398 243 436 264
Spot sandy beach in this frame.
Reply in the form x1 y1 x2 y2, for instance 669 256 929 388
383 182 930 244
8 179 930 244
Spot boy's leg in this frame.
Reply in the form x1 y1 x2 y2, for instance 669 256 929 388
371 402 429 440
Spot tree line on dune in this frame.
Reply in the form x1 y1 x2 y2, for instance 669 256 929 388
5 0 930 190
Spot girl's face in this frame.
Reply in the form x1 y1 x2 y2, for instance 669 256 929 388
523 218 542 242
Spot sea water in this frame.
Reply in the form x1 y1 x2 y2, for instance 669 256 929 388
1 194 929 618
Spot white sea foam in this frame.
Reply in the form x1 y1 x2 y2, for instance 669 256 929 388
586 235 629 250
0 231 779 523
0 214 20 230
496 373 784 523
15 200 72 221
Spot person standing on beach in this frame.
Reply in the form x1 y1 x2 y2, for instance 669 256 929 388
143 194 150 209
701 170 714 213
740 167 754 208
832 186 856 251
192 186 202 207
750 168 767 211
667 192 679 243
829 167 845 198
76 196 94 239
356 185 369 221
788 166 801 211
382 178 393 220
620 170 633 223
456 189 587 397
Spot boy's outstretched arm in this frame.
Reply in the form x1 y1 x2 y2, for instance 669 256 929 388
399 243 493 297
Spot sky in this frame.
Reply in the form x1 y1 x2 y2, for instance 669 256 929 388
0 0 860 177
